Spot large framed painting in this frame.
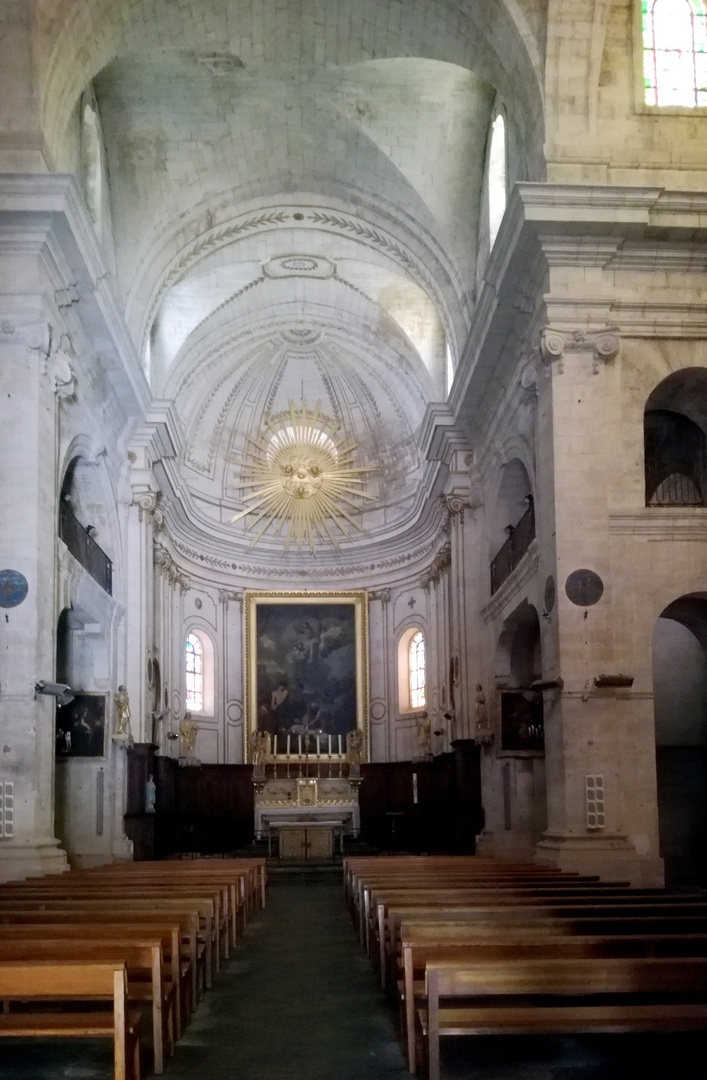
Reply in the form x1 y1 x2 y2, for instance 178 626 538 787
55 693 107 758
244 591 368 761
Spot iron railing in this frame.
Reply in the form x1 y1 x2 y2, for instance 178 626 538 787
59 503 113 595
490 501 535 595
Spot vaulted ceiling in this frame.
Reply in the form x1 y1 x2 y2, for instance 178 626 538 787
48 0 545 559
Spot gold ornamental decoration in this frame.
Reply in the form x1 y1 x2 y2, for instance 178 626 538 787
230 401 374 553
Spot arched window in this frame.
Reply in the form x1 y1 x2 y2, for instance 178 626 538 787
185 634 203 713
644 370 707 506
488 112 507 247
184 629 215 715
409 632 426 709
398 626 426 713
642 0 707 107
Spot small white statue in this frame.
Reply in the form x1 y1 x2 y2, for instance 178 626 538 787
145 774 156 814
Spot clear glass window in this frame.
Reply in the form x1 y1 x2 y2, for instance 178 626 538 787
642 0 707 106
488 113 507 247
185 633 203 713
409 631 426 709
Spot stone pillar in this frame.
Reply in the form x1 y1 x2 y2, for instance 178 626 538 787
367 589 391 762
533 327 663 885
0 313 71 880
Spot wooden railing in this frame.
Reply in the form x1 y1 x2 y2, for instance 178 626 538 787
59 503 113 595
490 501 535 595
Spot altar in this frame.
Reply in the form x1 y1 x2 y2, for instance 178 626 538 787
254 777 360 855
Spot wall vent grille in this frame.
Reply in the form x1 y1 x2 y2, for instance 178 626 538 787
585 774 605 831
0 781 14 838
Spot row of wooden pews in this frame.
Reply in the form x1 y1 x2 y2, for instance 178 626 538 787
344 855 707 1080
0 856 266 1080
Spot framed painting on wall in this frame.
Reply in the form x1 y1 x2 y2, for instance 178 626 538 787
244 590 368 762
55 693 107 758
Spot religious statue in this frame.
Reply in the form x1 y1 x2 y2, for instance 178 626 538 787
179 712 198 759
416 711 432 758
251 730 270 766
114 685 131 737
346 728 363 777
145 774 156 814
475 684 494 747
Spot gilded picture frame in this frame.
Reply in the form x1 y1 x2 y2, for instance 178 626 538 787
244 590 368 762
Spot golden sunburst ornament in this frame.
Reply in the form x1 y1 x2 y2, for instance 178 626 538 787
230 401 375 553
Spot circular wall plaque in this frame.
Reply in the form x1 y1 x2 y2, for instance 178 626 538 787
0 569 28 608
544 575 556 614
565 569 604 607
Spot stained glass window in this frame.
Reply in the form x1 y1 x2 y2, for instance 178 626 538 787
642 0 707 106
409 631 426 709
185 633 203 713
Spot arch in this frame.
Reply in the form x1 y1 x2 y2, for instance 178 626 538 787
42 0 545 181
185 626 215 716
488 456 535 593
397 624 427 714
495 600 544 753
653 592 707 887
644 369 707 506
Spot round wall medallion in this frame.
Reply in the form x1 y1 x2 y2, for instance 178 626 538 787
370 699 386 722
194 598 203 610
226 701 243 723
0 569 28 608
544 575 556 614
565 569 604 607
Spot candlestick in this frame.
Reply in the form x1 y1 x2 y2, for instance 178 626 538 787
328 734 332 756
286 734 291 757
316 734 321 757
273 735 277 757
298 734 302 756
338 734 342 755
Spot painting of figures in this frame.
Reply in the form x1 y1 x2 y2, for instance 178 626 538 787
244 591 368 759
55 694 106 758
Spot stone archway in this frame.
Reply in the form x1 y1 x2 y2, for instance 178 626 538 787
653 593 707 887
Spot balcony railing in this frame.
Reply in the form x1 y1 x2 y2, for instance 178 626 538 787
490 501 535 596
59 503 113 595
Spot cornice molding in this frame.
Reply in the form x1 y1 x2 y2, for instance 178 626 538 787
608 509 707 541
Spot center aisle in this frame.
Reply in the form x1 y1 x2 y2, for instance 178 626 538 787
167 872 410 1080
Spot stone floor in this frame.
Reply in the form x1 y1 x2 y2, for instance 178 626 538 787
0 867 705 1079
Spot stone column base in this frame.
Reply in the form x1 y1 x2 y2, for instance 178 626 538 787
0 837 69 883
535 833 664 888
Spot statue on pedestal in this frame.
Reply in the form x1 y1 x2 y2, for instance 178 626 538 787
114 685 132 741
475 684 494 748
346 728 363 778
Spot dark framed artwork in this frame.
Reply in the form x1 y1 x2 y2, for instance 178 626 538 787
244 591 368 761
500 691 544 753
55 694 107 758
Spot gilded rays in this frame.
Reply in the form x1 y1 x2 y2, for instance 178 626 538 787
230 402 374 553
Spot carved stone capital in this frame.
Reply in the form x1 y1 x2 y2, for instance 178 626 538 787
50 334 76 399
153 543 174 573
540 326 620 375
218 589 243 608
177 572 191 594
368 588 391 605
539 328 566 371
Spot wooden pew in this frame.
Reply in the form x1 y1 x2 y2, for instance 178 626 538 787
0 960 141 1080
400 932 707 1071
0 883 223 981
0 938 169 1074
379 898 707 988
0 913 186 1037
0 898 202 1012
420 956 707 1080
